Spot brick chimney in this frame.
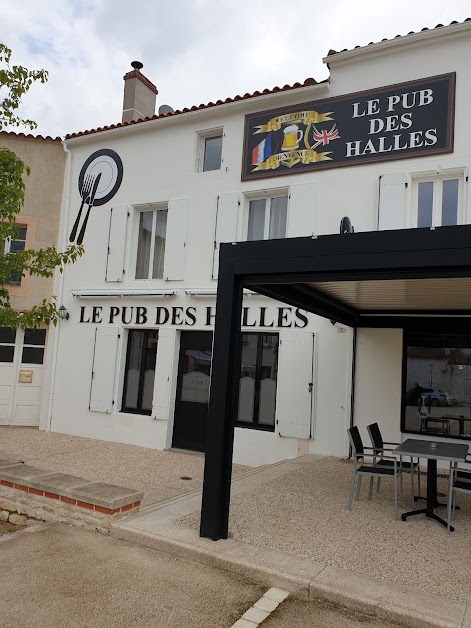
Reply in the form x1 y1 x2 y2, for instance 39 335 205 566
122 61 158 123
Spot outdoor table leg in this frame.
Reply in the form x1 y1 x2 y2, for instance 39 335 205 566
401 458 453 531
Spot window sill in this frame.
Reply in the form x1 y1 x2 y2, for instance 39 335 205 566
235 422 275 433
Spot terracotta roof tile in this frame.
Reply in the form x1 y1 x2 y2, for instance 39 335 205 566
0 130 61 142
65 76 324 140
326 18 470 57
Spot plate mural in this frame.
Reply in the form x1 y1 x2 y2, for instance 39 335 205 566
69 149 124 244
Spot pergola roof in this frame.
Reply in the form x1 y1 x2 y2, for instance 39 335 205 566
200 224 471 542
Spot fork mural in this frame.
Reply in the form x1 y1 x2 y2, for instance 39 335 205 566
69 148 123 244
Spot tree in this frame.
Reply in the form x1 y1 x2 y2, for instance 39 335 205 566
0 43 83 328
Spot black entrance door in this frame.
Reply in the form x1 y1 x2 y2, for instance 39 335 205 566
172 331 213 452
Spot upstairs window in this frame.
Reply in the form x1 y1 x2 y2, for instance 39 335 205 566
197 129 223 172
135 208 167 280
247 196 288 241
4 226 27 285
415 174 463 228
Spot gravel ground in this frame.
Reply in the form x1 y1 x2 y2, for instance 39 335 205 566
180 456 471 603
0 427 250 505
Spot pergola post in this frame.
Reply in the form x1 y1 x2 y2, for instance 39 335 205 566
200 260 243 540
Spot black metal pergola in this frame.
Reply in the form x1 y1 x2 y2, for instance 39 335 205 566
199 224 471 541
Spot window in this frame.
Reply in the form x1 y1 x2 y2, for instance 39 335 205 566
0 327 16 363
122 330 158 415
135 208 167 279
197 130 223 172
247 196 287 241
403 333 471 440
22 328 46 365
414 174 463 228
236 333 279 430
4 226 27 285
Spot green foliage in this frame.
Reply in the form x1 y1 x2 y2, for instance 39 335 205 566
0 43 83 329
0 42 48 131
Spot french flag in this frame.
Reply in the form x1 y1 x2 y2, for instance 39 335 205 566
252 133 272 165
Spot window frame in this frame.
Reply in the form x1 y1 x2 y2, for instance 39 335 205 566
4 224 27 286
235 331 279 432
244 189 289 241
121 328 158 416
196 128 223 172
401 328 471 442
411 169 465 229
133 203 168 281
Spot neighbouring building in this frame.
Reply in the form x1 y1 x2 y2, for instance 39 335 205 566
0 132 65 426
43 19 471 471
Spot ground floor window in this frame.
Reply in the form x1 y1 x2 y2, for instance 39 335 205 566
121 329 158 415
236 333 279 431
403 333 471 440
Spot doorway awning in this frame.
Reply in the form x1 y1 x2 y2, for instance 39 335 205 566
199 224 471 540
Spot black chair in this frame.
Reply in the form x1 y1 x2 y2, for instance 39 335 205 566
347 426 402 519
446 455 471 532
367 422 421 509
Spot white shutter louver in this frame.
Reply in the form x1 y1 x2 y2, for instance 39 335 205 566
164 199 190 280
287 183 317 238
89 327 119 413
378 174 407 231
105 205 129 282
212 192 239 278
276 331 315 439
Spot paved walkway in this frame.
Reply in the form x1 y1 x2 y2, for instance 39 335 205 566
113 456 471 627
0 427 249 504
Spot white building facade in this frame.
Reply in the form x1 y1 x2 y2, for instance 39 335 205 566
42 20 471 466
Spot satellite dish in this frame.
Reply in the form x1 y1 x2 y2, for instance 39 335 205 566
340 216 354 234
158 104 175 115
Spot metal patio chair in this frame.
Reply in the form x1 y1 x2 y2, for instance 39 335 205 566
347 426 402 519
367 422 421 509
446 455 471 533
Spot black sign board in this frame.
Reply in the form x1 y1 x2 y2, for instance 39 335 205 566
242 73 455 181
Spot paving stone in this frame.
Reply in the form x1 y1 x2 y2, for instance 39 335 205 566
242 606 270 623
231 620 257 628
254 597 279 612
264 588 290 603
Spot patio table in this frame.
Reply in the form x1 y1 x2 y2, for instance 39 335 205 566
394 439 469 531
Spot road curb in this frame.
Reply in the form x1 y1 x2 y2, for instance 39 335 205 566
111 521 469 628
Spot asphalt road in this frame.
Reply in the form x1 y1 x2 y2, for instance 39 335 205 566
0 523 262 628
0 523 402 628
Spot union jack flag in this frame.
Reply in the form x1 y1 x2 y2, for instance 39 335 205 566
311 124 340 149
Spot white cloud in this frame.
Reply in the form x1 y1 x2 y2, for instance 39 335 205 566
1 0 470 137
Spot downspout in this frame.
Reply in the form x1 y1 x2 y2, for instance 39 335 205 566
348 327 357 458
47 140 72 430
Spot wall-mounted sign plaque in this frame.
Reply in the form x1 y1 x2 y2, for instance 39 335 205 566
242 73 455 181
19 370 33 383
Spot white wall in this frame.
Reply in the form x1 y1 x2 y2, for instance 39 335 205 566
46 23 471 465
353 328 403 446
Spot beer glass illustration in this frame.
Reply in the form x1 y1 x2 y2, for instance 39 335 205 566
281 125 303 151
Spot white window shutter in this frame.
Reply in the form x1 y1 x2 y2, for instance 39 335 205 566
287 184 317 238
89 327 119 413
378 174 407 231
105 205 129 282
275 331 315 439
212 192 239 279
466 167 471 224
152 328 177 421
164 199 190 280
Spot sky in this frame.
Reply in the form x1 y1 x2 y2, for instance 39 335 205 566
1 1 470 138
